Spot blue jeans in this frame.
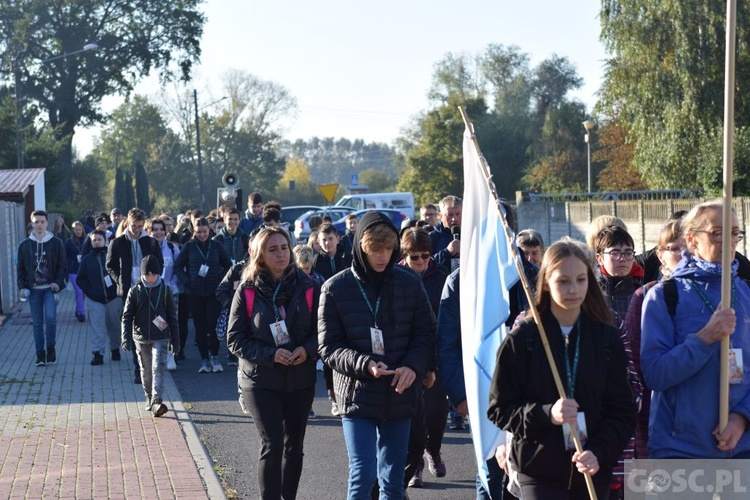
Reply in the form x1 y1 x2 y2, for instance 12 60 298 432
341 416 410 500
29 288 57 353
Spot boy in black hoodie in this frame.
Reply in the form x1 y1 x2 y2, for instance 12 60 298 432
122 256 180 416
77 230 121 365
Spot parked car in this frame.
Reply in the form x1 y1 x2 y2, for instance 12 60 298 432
293 206 355 240
281 205 321 227
332 209 408 235
335 192 415 219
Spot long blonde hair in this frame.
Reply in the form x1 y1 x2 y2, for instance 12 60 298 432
241 227 293 283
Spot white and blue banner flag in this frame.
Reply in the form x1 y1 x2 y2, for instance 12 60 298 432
459 127 521 491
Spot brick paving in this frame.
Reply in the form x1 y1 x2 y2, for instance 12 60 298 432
0 290 225 499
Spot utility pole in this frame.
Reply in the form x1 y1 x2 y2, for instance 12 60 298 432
13 48 24 169
194 89 205 210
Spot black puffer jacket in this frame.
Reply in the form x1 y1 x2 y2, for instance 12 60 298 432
76 246 117 304
121 280 180 349
174 238 232 297
227 268 319 392
318 212 436 420
488 310 636 485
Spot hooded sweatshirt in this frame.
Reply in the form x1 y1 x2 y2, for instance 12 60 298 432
641 253 750 458
17 230 67 291
317 211 436 420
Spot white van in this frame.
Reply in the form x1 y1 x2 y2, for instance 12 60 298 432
335 192 415 218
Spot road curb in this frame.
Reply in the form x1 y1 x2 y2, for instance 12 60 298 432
164 370 228 500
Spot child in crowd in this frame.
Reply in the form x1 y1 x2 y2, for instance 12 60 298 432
121 255 180 417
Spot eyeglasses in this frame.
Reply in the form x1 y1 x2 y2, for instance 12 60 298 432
691 229 745 242
601 250 635 261
408 253 431 261
662 244 683 254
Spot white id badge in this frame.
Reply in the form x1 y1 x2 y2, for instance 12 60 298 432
231 258 236 266
730 348 744 385
270 320 290 346
562 412 588 450
77 255 82 263
152 315 168 331
370 327 385 356
104 275 113 288
233 280 239 290
198 264 209 277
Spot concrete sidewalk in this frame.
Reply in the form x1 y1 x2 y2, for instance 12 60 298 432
0 289 225 499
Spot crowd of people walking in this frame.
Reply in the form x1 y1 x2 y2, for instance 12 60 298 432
16 192 750 499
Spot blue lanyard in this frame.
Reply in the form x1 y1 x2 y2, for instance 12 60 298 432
355 277 381 328
685 279 734 312
272 282 282 321
196 240 210 263
562 320 581 400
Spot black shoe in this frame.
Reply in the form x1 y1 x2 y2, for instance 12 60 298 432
90 352 104 366
111 349 121 361
449 416 465 430
35 351 46 367
174 349 185 361
46 346 56 364
76 313 85 322
152 398 168 417
227 354 238 366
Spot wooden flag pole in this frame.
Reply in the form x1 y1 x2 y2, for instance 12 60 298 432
458 106 597 500
719 0 737 442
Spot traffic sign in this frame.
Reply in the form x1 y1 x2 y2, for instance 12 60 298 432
318 183 339 204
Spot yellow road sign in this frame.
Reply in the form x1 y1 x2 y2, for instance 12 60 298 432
318 183 339 204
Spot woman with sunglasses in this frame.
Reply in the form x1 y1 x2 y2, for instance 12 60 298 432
641 201 750 459
398 227 449 489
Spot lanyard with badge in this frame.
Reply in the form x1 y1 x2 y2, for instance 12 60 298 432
147 284 168 331
98 253 114 293
686 278 743 384
269 282 291 346
561 320 587 450
355 277 384 356
196 240 211 277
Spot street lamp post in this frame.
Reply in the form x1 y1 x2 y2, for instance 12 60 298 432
583 118 597 193
13 51 24 169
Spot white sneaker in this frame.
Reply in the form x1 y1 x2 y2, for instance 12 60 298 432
166 351 177 371
211 355 224 373
198 359 211 373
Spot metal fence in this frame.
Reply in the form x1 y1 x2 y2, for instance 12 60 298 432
0 200 26 315
516 196 750 256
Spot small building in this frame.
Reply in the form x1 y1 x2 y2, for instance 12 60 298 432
0 168 46 315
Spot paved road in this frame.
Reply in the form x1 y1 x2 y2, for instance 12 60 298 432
171 346 481 499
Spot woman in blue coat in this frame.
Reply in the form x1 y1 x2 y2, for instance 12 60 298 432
641 201 750 458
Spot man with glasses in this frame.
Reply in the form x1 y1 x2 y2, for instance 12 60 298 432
419 204 438 231
106 208 163 382
594 225 645 319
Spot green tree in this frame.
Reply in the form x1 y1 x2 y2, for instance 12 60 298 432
0 0 205 203
599 0 750 191
397 95 489 204
92 95 192 210
358 168 395 193
134 160 151 214
72 156 106 211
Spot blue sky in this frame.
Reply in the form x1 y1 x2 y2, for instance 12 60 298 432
76 0 606 152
